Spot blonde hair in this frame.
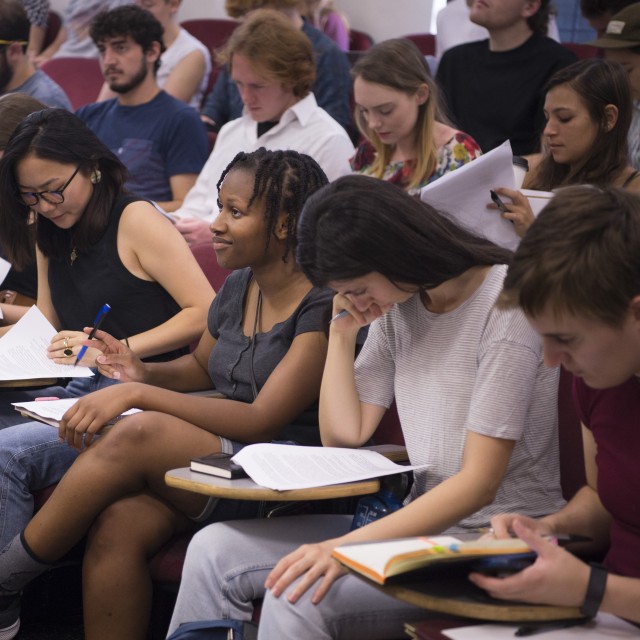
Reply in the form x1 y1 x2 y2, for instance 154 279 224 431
352 38 445 192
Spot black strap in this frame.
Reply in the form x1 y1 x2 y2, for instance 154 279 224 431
580 562 608 618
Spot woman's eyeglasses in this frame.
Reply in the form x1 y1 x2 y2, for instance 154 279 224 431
17 166 82 207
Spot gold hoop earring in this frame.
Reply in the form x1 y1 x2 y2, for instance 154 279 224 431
90 170 102 185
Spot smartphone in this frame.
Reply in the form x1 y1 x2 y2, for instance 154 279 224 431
490 190 508 213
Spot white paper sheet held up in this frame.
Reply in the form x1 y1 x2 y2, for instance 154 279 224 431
442 612 639 639
0 306 94 380
420 140 521 250
232 443 427 491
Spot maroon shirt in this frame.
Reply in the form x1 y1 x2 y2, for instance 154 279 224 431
574 376 640 577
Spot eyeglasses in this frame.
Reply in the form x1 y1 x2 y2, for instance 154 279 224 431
17 166 81 207
0 40 28 46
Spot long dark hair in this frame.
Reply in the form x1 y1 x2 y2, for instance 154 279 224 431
297 175 512 288
528 59 632 190
216 148 328 261
0 108 127 269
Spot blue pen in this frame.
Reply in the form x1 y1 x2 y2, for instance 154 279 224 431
74 303 111 366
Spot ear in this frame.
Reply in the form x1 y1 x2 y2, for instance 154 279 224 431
146 41 162 65
5 42 24 63
522 0 541 18
603 104 619 132
415 83 429 106
274 214 290 241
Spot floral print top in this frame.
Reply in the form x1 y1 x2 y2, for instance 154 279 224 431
350 131 482 195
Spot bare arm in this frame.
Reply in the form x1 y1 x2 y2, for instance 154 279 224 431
156 174 199 213
116 200 213 356
27 24 46 62
34 24 66 65
61 328 328 443
161 50 207 105
319 293 389 447
539 425 612 551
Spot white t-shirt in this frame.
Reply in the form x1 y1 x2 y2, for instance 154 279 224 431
174 92 354 222
157 27 212 110
355 265 565 532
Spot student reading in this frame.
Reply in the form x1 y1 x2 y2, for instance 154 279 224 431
0 148 332 640
470 186 640 626
166 175 566 639
492 59 640 237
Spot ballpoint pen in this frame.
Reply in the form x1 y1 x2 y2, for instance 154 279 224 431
74 303 111 366
329 309 349 324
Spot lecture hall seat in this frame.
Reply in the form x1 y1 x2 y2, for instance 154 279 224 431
39 57 104 110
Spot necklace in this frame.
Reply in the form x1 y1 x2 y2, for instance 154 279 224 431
70 246 78 266
249 289 262 399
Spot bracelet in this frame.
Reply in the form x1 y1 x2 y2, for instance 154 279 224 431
580 562 608 618
124 337 130 348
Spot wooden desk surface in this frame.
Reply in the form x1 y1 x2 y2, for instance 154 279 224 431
0 378 57 388
165 467 381 501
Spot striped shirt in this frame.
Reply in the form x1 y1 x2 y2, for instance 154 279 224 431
355 265 565 532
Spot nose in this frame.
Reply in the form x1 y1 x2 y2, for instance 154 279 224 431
347 293 371 313
543 119 556 138
209 209 226 234
35 198 59 216
238 86 254 107
101 47 116 68
367 112 382 130
542 338 567 368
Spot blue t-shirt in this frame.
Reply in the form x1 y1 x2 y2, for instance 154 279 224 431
6 70 72 110
77 91 208 202
201 21 352 133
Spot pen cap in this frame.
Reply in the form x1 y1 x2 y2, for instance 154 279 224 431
512 155 529 189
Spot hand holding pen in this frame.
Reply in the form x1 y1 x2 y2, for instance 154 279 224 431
489 188 535 238
74 303 111 366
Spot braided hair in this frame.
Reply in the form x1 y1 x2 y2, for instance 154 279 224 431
216 148 328 261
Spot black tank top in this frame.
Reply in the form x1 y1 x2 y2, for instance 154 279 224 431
48 196 186 362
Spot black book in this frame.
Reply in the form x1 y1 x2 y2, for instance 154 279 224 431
190 452 248 479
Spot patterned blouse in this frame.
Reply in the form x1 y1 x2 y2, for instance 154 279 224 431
350 131 482 194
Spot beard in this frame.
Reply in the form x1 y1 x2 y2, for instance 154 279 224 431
107 58 148 95
0 51 14 93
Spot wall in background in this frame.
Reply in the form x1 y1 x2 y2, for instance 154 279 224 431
48 0 592 44
48 0 435 44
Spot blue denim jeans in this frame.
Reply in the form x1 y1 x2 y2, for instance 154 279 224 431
0 372 119 430
0 421 80 549
168 515 435 640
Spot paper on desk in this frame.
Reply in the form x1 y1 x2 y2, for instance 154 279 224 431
0 306 94 380
0 257 11 286
12 397 141 427
420 140 522 251
442 612 639 639
232 443 427 491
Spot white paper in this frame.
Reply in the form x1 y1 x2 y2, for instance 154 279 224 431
443 612 639 639
12 397 141 425
0 257 11 285
232 443 427 491
420 140 521 251
0 306 94 380
520 188 555 217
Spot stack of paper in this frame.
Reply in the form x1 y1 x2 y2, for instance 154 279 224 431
231 443 427 491
0 306 94 381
